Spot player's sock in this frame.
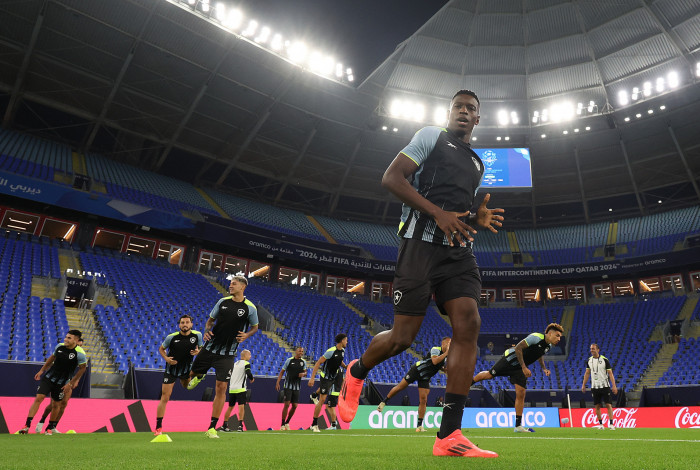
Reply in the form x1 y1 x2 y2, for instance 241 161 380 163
515 415 522 427
47 421 57 430
311 392 318 399
156 417 163 429
209 417 218 430
312 417 318 426
437 393 467 439
383 396 392 404
598 418 603 425
350 357 371 380
332 421 338 428
417 417 424 427
25 417 32 427
281 417 286 426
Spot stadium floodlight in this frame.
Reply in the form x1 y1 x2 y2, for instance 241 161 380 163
270 34 283 50
241 19 258 37
588 100 595 112
392 127 398 132
563 130 568 134
656 77 665 92
187 0 195 5
335 63 343 78
541 134 546 138
287 41 308 64
381 126 387 131
574 128 579 133
414 104 426 122
624 117 630 121
658 200 662 204
504 136 510 141
696 62 700 77
643 81 652 97
433 107 447 125
201 0 210 13
496 136 502 141
222 9 243 30
585 126 590 131
648 109 654 114
255 26 271 43
472 136 477 141
667 71 679 88
389 99 402 118
510 111 519 124
320 56 335 76
576 102 583 115
308 51 323 72
347 74 354 82
660 105 666 110
497 110 509 126
215 2 226 20
618 90 629 106
532 110 539 123
635 113 642 118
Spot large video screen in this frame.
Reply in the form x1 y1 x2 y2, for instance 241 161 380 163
472 148 532 188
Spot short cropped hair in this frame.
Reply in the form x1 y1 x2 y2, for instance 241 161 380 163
452 89 480 106
545 323 564 334
179 314 193 323
335 333 347 344
231 275 248 286
67 329 82 339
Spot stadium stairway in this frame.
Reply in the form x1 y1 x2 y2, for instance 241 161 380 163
195 188 230 219
308 215 336 244
339 298 367 321
58 248 82 276
31 276 62 300
559 306 576 340
635 343 679 391
676 295 699 323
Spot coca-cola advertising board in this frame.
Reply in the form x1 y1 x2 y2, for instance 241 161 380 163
559 407 700 428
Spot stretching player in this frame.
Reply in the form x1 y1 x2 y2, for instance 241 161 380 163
154 314 203 435
339 90 502 458
18 330 86 435
187 275 258 439
35 337 84 433
276 346 307 430
308 334 347 432
378 337 450 432
473 323 563 432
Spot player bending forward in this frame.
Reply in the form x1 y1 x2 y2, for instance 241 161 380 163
473 323 563 432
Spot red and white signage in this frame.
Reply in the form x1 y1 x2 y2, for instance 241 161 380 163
559 406 700 428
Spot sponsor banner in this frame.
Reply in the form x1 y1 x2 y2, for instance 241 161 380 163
463 407 559 428
479 247 700 281
351 406 559 430
353 406 444 430
0 397 348 433
559 406 700 428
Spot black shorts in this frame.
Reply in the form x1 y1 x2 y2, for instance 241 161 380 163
592 387 612 406
37 377 65 401
228 391 247 406
393 238 481 316
162 372 189 385
190 348 235 382
283 388 300 404
326 394 339 407
318 377 334 396
489 356 528 389
403 364 431 389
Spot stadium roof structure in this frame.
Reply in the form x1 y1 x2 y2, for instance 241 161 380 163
1 0 699 227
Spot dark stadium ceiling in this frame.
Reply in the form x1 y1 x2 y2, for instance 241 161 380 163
0 0 699 228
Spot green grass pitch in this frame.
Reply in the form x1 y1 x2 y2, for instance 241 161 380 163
3 428 699 469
